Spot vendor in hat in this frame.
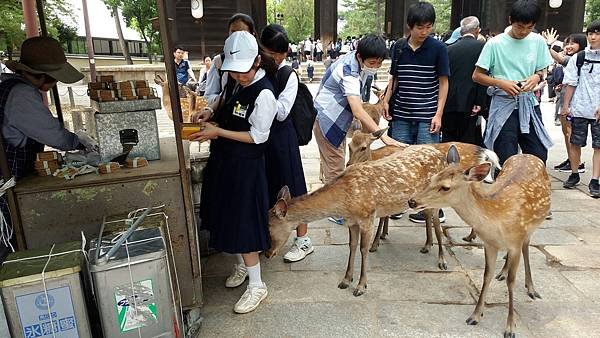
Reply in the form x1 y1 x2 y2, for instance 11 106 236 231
0 36 96 181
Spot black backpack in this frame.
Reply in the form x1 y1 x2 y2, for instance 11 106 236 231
276 65 317 146
576 50 600 76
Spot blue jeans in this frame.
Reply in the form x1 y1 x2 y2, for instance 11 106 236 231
389 119 440 145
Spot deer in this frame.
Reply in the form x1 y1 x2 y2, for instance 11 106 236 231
154 74 207 122
347 129 500 269
266 144 499 296
408 147 551 338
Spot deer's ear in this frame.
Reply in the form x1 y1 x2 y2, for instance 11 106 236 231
277 186 291 202
370 127 388 140
274 199 288 219
350 119 362 133
446 144 460 165
465 162 492 181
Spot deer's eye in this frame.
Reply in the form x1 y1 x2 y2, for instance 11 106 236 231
439 186 450 192
360 146 367 151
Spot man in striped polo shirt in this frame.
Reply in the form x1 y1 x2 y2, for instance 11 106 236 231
383 1 450 223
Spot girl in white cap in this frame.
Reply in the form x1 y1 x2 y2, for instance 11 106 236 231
190 31 277 314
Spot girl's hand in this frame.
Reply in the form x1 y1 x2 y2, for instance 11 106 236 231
189 123 220 142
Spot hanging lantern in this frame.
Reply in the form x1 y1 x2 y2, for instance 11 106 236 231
191 0 203 18
549 0 562 8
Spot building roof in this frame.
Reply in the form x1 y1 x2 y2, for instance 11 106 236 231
66 0 144 41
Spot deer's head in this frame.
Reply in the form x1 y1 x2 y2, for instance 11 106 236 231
265 186 297 258
347 127 388 166
408 145 492 210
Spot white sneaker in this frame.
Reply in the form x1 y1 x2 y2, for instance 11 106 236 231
225 264 248 288
233 283 268 314
283 237 314 263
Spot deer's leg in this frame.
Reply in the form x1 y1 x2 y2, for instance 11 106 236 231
354 220 374 296
420 209 434 254
381 216 389 239
369 218 385 252
432 209 447 270
463 228 477 242
339 224 359 289
467 244 498 326
523 237 541 299
504 248 521 338
496 253 510 281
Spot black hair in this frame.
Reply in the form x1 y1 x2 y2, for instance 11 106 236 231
441 30 453 42
587 20 600 34
228 13 256 36
203 55 211 60
173 45 184 53
356 34 387 60
260 24 290 53
407 2 436 28
568 33 588 51
509 0 541 25
258 52 279 75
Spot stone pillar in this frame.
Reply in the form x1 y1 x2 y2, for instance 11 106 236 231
315 0 337 44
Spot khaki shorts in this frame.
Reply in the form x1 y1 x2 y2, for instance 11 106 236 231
313 120 346 184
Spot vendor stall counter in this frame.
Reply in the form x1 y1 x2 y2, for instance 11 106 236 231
12 138 203 310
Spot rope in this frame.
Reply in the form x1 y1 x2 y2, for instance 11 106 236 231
41 244 58 338
0 177 16 252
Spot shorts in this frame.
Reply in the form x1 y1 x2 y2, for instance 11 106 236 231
570 117 600 148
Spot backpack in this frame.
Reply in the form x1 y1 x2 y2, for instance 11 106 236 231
576 50 600 77
276 65 317 146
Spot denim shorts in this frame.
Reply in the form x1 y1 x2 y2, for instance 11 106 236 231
570 117 600 148
388 119 440 145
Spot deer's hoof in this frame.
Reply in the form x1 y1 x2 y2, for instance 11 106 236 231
353 287 366 297
380 234 387 239
503 331 516 338
462 236 474 242
495 272 507 281
420 247 430 254
438 262 448 270
338 280 351 289
369 246 378 253
465 317 479 326
528 291 542 300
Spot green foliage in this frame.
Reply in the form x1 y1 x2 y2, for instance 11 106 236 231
430 0 451 34
585 0 600 27
267 0 313 43
0 0 25 56
339 0 383 38
102 0 161 56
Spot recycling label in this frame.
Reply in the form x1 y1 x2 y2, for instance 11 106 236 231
114 279 158 332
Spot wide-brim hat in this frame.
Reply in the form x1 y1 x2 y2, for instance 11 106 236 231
221 31 259 73
6 36 84 84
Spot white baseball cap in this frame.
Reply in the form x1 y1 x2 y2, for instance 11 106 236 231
221 31 259 73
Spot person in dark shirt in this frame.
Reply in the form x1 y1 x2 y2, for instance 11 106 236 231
173 45 196 87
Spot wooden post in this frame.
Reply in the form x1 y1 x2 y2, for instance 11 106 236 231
68 87 75 108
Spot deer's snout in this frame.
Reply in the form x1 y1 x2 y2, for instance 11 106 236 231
408 199 418 209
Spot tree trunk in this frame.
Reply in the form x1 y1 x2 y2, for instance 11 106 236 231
112 7 133 65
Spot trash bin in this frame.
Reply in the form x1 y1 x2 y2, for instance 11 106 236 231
0 241 92 338
89 225 178 338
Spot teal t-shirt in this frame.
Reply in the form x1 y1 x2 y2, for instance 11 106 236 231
476 32 552 81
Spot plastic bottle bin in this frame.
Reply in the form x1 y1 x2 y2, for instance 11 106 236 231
0 242 92 338
89 227 177 338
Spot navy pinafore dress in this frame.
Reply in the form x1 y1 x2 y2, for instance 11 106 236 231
200 76 275 254
265 66 308 208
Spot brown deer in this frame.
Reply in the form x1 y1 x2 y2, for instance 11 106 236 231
408 147 550 338
154 74 207 122
266 144 498 296
347 129 499 267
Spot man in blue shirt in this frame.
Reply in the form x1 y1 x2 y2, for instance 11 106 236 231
382 1 450 223
173 45 196 86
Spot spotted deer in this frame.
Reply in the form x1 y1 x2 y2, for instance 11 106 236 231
266 144 498 296
154 74 206 122
347 129 499 268
408 147 551 338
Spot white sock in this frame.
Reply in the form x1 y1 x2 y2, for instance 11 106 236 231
246 262 263 287
236 254 245 266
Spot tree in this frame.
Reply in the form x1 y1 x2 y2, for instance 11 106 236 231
429 0 451 34
0 0 25 58
585 0 600 27
266 0 313 43
101 0 134 64
119 0 161 63
339 0 382 38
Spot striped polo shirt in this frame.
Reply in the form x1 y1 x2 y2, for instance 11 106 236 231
390 36 449 121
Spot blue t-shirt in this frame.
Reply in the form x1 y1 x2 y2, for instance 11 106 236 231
175 59 191 84
390 36 450 121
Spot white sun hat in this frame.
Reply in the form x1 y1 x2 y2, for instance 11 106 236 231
221 31 259 73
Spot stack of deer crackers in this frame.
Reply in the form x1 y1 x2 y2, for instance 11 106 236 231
35 151 62 177
88 76 156 101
